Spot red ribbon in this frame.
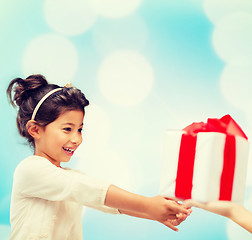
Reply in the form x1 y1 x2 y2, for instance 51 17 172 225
175 134 197 199
175 115 247 200
220 135 236 201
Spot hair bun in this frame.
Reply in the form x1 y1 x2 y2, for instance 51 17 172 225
7 74 48 107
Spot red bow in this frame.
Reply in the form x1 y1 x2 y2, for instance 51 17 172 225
183 114 248 140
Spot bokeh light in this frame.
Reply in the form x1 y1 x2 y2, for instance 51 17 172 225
22 34 78 85
98 50 154 107
78 104 111 148
44 0 97 36
88 0 142 18
220 64 252 111
212 12 252 65
203 0 252 24
93 15 149 56
76 147 142 192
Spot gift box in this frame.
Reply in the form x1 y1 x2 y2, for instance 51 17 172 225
159 115 249 204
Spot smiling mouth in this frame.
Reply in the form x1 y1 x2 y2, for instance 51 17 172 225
63 147 74 153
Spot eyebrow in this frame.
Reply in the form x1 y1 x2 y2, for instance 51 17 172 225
61 123 83 127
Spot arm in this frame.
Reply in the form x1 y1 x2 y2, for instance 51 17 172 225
105 185 191 231
183 200 252 233
15 157 118 213
231 204 252 233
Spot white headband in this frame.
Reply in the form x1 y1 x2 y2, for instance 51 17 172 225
31 88 62 120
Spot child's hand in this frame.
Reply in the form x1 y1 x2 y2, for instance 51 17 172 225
163 211 191 231
105 185 191 231
147 196 191 231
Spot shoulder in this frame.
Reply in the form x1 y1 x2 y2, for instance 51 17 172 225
14 155 57 181
14 156 86 185
15 155 53 172
13 156 74 195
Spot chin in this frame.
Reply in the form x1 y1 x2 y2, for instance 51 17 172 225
62 157 71 163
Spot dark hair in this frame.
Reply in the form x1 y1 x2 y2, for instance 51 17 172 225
7 74 89 147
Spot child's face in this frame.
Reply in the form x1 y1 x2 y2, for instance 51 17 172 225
35 110 84 167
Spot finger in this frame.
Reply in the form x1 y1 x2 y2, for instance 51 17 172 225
164 196 179 202
183 199 203 208
171 218 184 226
176 213 182 219
166 219 181 226
165 214 179 220
176 213 184 219
162 220 179 232
176 213 188 221
170 204 191 215
176 208 192 217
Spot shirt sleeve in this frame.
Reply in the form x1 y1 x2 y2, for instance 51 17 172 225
14 156 119 214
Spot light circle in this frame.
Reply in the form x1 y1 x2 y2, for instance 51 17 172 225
22 34 78 85
219 64 252 111
93 15 149 56
76 148 133 190
98 50 154 107
79 104 111 148
87 0 142 18
203 0 252 24
212 12 252 65
44 0 97 36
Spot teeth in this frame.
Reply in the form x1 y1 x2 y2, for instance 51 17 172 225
63 147 74 153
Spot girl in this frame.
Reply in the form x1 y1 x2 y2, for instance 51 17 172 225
7 75 191 240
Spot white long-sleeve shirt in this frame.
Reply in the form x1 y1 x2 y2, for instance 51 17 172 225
10 155 119 240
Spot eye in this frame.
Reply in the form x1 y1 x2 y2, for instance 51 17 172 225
63 127 71 132
78 128 83 133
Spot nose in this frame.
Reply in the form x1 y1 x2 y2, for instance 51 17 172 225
70 132 82 146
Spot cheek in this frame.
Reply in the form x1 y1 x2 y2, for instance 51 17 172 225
49 132 66 146
79 134 83 145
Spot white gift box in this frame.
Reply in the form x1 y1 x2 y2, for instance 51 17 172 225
159 130 249 204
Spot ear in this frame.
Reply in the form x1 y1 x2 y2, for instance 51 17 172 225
26 120 42 140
